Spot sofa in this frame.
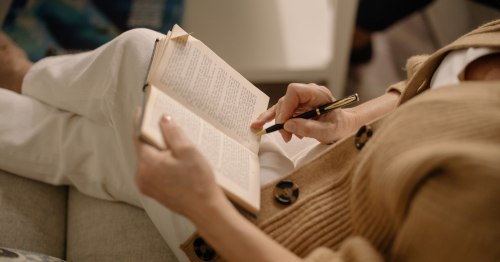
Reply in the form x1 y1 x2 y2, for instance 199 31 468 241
0 169 178 261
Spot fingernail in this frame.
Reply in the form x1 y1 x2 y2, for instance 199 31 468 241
284 121 295 132
161 115 172 123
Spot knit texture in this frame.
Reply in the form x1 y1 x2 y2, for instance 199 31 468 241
181 20 500 261
260 173 351 256
257 20 500 261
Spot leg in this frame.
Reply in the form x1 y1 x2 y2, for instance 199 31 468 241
21 30 169 198
22 28 163 126
0 88 194 261
1 28 166 206
1 29 199 261
0 89 136 204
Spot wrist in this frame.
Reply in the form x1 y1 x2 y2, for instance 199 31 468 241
342 107 363 132
185 188 234 227
347 92 399 127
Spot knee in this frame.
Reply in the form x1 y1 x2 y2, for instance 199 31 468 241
114 28 163 53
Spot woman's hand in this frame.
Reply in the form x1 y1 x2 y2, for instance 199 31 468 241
251 83 360 144
134 113 226 219
134 112 302 262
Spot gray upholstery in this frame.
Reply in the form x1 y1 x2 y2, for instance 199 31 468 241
0 170 66 258
66 188 177 261
0 171 178 261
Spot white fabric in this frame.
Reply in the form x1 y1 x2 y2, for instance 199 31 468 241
430 47 500 89
0 28 310 262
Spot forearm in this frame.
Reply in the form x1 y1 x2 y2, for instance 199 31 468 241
190 194 301 262
348 91 400 126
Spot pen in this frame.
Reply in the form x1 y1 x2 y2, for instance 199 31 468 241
256 93 359 136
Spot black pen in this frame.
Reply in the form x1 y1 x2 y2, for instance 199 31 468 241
256 93 359 136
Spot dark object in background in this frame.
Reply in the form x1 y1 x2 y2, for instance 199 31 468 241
351 0 500 65
356 0 499 32
91 0 183 33
3 0 183 61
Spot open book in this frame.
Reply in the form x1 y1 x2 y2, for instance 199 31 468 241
140 25 269 214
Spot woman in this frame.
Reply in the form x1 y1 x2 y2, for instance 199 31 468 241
135 20 500 261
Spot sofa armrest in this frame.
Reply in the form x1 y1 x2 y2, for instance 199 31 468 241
66 188 178 261
0 170 67 259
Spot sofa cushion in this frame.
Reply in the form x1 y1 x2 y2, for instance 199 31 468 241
0 170 67 259
66 188 177 261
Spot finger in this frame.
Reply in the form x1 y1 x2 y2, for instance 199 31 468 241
275 98 284 123
280 84 313 123
134 145 167 198
284 118 337 144
159 115 193 154
133 107 142 137
278 83 334 124
132 107 143 155
133 113 163 160
250 105 276 130
138 140 163 161
133 107 151 157
286 83 334 106
279 129 292 143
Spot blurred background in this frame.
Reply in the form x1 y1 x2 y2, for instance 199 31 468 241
1 0 183 60
1 0 499 105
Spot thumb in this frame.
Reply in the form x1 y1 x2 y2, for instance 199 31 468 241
159 115 193 154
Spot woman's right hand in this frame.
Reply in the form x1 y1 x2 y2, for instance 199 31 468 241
251 83 361 144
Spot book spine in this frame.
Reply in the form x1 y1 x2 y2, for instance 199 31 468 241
143 38 160 91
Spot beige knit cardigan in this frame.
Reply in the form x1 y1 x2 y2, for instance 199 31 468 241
182 20 500 261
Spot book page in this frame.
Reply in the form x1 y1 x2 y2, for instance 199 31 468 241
149 27 269 154
147 32 171 84
141 87 260 212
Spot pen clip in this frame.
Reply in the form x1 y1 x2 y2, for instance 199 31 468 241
324 93 359 110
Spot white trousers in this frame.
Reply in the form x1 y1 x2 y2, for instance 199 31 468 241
0 29 322 261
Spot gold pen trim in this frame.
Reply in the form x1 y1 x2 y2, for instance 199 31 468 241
324 93 359 110
256 129 267 136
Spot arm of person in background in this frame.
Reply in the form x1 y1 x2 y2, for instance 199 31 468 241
0 31 33 94
251 83 400 144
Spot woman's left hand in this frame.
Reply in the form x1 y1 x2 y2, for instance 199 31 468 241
134 111 303 262
134 113 225 219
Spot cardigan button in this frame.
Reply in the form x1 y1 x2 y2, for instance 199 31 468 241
193 236 216 261
355 125 373 150
273 179 300 205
